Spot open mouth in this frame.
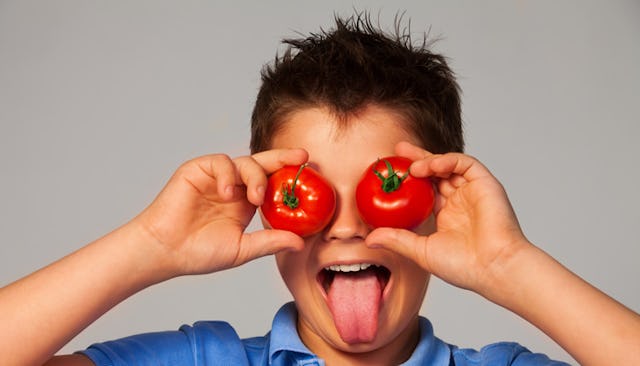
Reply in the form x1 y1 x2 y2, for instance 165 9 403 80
317 264 391 297
317 263 391 343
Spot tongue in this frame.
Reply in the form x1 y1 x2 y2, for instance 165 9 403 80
327 269 382 343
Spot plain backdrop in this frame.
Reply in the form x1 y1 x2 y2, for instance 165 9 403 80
1 1 639 364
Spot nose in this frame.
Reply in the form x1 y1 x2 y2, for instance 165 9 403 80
323 191 370 241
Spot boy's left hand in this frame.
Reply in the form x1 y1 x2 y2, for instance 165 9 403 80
366 142 640 366
365 141 530 296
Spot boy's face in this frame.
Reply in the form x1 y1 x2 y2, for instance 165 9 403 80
267 105 434 359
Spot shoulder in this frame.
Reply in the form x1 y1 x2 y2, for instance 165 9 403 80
183 320 243 345
80 321 270 366
449 342 572 366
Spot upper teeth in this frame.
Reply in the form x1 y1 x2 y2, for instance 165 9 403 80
325 263 374 272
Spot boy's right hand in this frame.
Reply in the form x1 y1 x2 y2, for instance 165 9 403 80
131 149 307 278
0 148 308 366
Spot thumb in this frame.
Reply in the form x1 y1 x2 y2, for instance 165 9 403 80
365 227 430 271
236 229 304 264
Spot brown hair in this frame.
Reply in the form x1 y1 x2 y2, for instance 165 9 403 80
250 12 464 154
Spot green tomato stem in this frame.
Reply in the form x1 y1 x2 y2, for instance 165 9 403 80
282 164 306 209
374 159 408 193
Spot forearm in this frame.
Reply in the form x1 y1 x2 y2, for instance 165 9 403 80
0 222 169 366
485 242 640 366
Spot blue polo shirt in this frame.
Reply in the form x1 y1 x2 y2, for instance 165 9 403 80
80 303 570 365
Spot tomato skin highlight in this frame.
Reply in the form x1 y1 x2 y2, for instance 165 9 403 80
261 165 336 237
356 156 435 229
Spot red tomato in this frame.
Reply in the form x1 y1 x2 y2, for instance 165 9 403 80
356 156 434 229
261 164 336 237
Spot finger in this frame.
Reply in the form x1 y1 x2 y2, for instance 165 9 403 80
437 174 467 197
240 148 309 206
395 140 491 182
185 154 239 201
411 153 493 182
394 141 433 161
365 227 430 271
234 148 309 206
236 229 305 265
394 141 446 180
395 141 492 183
251 148 309 174
233 156 270 206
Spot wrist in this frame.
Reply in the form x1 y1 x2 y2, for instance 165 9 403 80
113 218 181 288
475 237 539 307
477 238 574 318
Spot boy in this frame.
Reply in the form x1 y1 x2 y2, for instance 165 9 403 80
1 13 639 366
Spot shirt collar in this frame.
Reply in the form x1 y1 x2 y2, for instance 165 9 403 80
268 302 318 364
268 302 452 366
401 316 452 365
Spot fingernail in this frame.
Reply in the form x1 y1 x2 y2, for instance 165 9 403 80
410 161 427 177
224 185 234 198
366 241 382 249
256 185 265 199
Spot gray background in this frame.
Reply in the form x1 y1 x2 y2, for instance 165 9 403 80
1 1 638 364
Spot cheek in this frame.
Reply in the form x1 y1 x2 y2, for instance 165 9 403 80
275 246 312 295
275 252 294 285
397 262 431 308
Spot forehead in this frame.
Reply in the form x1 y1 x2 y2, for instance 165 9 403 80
271 105 421 152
